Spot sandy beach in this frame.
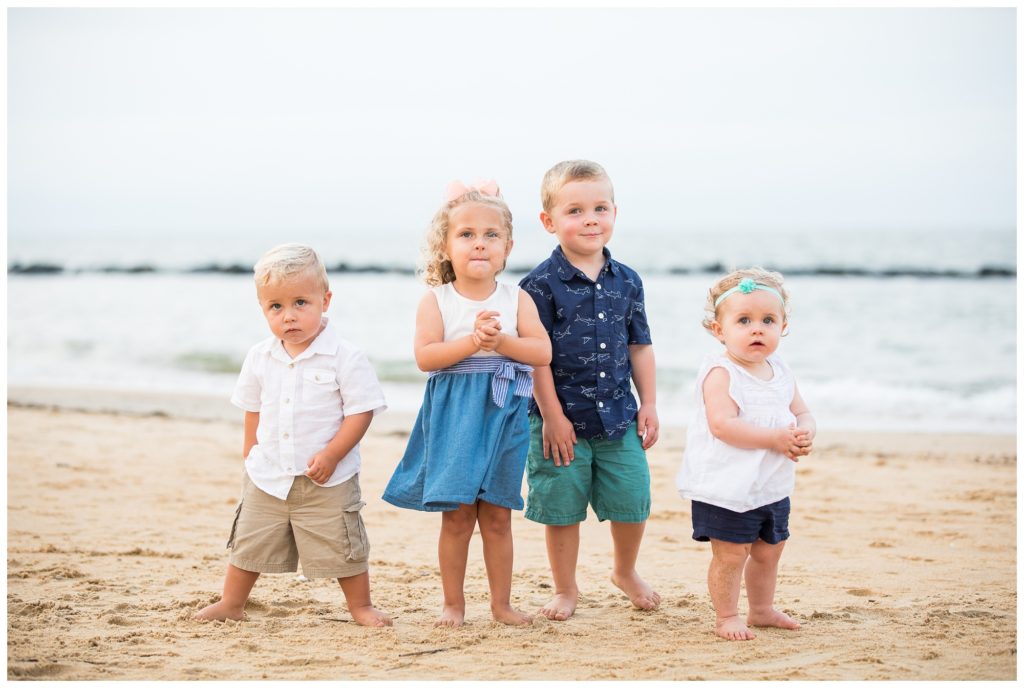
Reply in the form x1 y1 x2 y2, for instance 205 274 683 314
6 391 1017 680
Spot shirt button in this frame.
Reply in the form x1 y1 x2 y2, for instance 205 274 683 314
599 371 606 378
596 284 602 290
289 363 295 368
598 312 605 319
282 432 289 439
598 402 604 408
599 342 607 349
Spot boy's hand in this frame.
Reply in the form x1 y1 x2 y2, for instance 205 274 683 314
306 451 341 484
773 425 812 461
542 413 577 466
636 404 660 450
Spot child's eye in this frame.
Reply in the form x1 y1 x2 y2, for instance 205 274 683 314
763 316 774 324
269 304 281 310
596 205 608 212
486 231 500 239
568 208 580 214
459 230 472 238
738 317 750 325
296 299 307 307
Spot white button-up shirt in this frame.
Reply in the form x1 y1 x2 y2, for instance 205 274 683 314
231 318 387 500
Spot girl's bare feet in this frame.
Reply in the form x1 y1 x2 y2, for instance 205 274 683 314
492 603 533 626
748 608 801 630
716 614 756 640
538 590 578 621
611 570 661 610
349 603 392 627
434 603 466 628
194 600 245 622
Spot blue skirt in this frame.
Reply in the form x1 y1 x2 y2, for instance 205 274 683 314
382 358 532 512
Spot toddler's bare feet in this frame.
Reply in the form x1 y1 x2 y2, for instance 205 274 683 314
434 603 465 628
611 570 661 611
538 591 578 621
491 603 533 626
194 600 245 622
748 608 801 630
716 614 756 641
349 603 392 627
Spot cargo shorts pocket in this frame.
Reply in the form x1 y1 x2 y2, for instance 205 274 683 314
225 501 244 549
341 501 369 562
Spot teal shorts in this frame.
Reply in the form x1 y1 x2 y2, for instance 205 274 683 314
524 415 651 525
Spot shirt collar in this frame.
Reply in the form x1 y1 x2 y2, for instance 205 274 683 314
552 245 617 282
265 316 339 364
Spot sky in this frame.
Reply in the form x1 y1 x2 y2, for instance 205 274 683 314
6 6 1017 245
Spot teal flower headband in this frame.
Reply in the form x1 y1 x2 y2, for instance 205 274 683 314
714 278 785 308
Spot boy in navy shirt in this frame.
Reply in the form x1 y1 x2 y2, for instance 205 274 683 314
519 160 660 621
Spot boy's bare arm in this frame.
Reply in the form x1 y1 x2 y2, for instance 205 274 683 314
628 344 660 449
703 368 809 460
243 411 260 458
532 365 577 466
305 410 374 484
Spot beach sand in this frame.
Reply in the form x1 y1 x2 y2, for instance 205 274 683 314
6 393 1017 680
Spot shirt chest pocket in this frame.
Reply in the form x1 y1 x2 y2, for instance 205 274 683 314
302 367 340 406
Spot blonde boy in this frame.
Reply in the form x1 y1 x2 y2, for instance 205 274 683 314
195 243 391 626
519 161 661 620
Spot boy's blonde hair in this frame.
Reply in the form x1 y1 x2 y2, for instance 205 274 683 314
702 267 790 335
420 190 514 286
253 243 330 293
540 159 615 212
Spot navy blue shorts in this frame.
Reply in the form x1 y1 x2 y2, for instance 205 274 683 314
691 497 790 545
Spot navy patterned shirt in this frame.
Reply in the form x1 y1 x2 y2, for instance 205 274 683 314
519 246 652 440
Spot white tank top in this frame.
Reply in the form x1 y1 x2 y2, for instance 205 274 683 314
430 281 520 357
676 352 798 512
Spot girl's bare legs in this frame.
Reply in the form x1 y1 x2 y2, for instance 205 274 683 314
477 501 532 626
708 539 755 640
194 564 260 621
745 539 800 630
436 503 478 627
609 520 660 610
539 523 580 620
337 572 392 627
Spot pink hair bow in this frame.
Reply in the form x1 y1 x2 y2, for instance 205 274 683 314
444 179 501 202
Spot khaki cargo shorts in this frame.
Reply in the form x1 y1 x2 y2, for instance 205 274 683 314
227 471 370 579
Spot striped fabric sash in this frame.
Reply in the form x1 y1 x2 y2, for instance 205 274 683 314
429 356 534 408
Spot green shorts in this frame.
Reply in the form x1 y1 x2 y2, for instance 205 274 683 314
524 415 651 525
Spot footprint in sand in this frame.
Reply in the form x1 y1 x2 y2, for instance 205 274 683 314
846 588 873 597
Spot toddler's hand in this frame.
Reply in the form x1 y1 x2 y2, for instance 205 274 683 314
306 451 340 484
542 413 577 467
472 310 502 351
773 425 811 461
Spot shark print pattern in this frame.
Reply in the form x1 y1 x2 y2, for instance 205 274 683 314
519 246 652 440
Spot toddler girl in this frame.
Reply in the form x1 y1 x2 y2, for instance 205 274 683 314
676 267 815 641
383 180 551 627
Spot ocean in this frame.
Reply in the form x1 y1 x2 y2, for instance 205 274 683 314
7 227 1016 434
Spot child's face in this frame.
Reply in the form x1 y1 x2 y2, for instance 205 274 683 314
710 290 786 369
256 272 332 356
445 203 512 282
540 178 617 262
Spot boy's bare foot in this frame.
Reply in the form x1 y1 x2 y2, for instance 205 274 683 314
748 608 801 630
611 570 661 610
434 603 466 628
349 604 393 627
716 614 756 641
193 600 245 622
491 603 533 626
538 591 578 621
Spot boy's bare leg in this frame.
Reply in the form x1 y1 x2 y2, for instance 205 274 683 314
540 523 580 620
477 501 532 626
609 520 661 610
337 572 392 627
745 539 800 630
436 503 477 627
708 539 755 640
194 564 259 621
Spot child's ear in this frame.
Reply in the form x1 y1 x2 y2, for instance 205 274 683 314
709 320 725 341
322 290 333 311
539 211 556 234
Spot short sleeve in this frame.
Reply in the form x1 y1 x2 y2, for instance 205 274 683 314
519 274 555 336
336 348 387 416
230 347 263 412
626 275 652 345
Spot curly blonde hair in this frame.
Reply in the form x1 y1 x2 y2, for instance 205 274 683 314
419 190 514 286
702 267 790 336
